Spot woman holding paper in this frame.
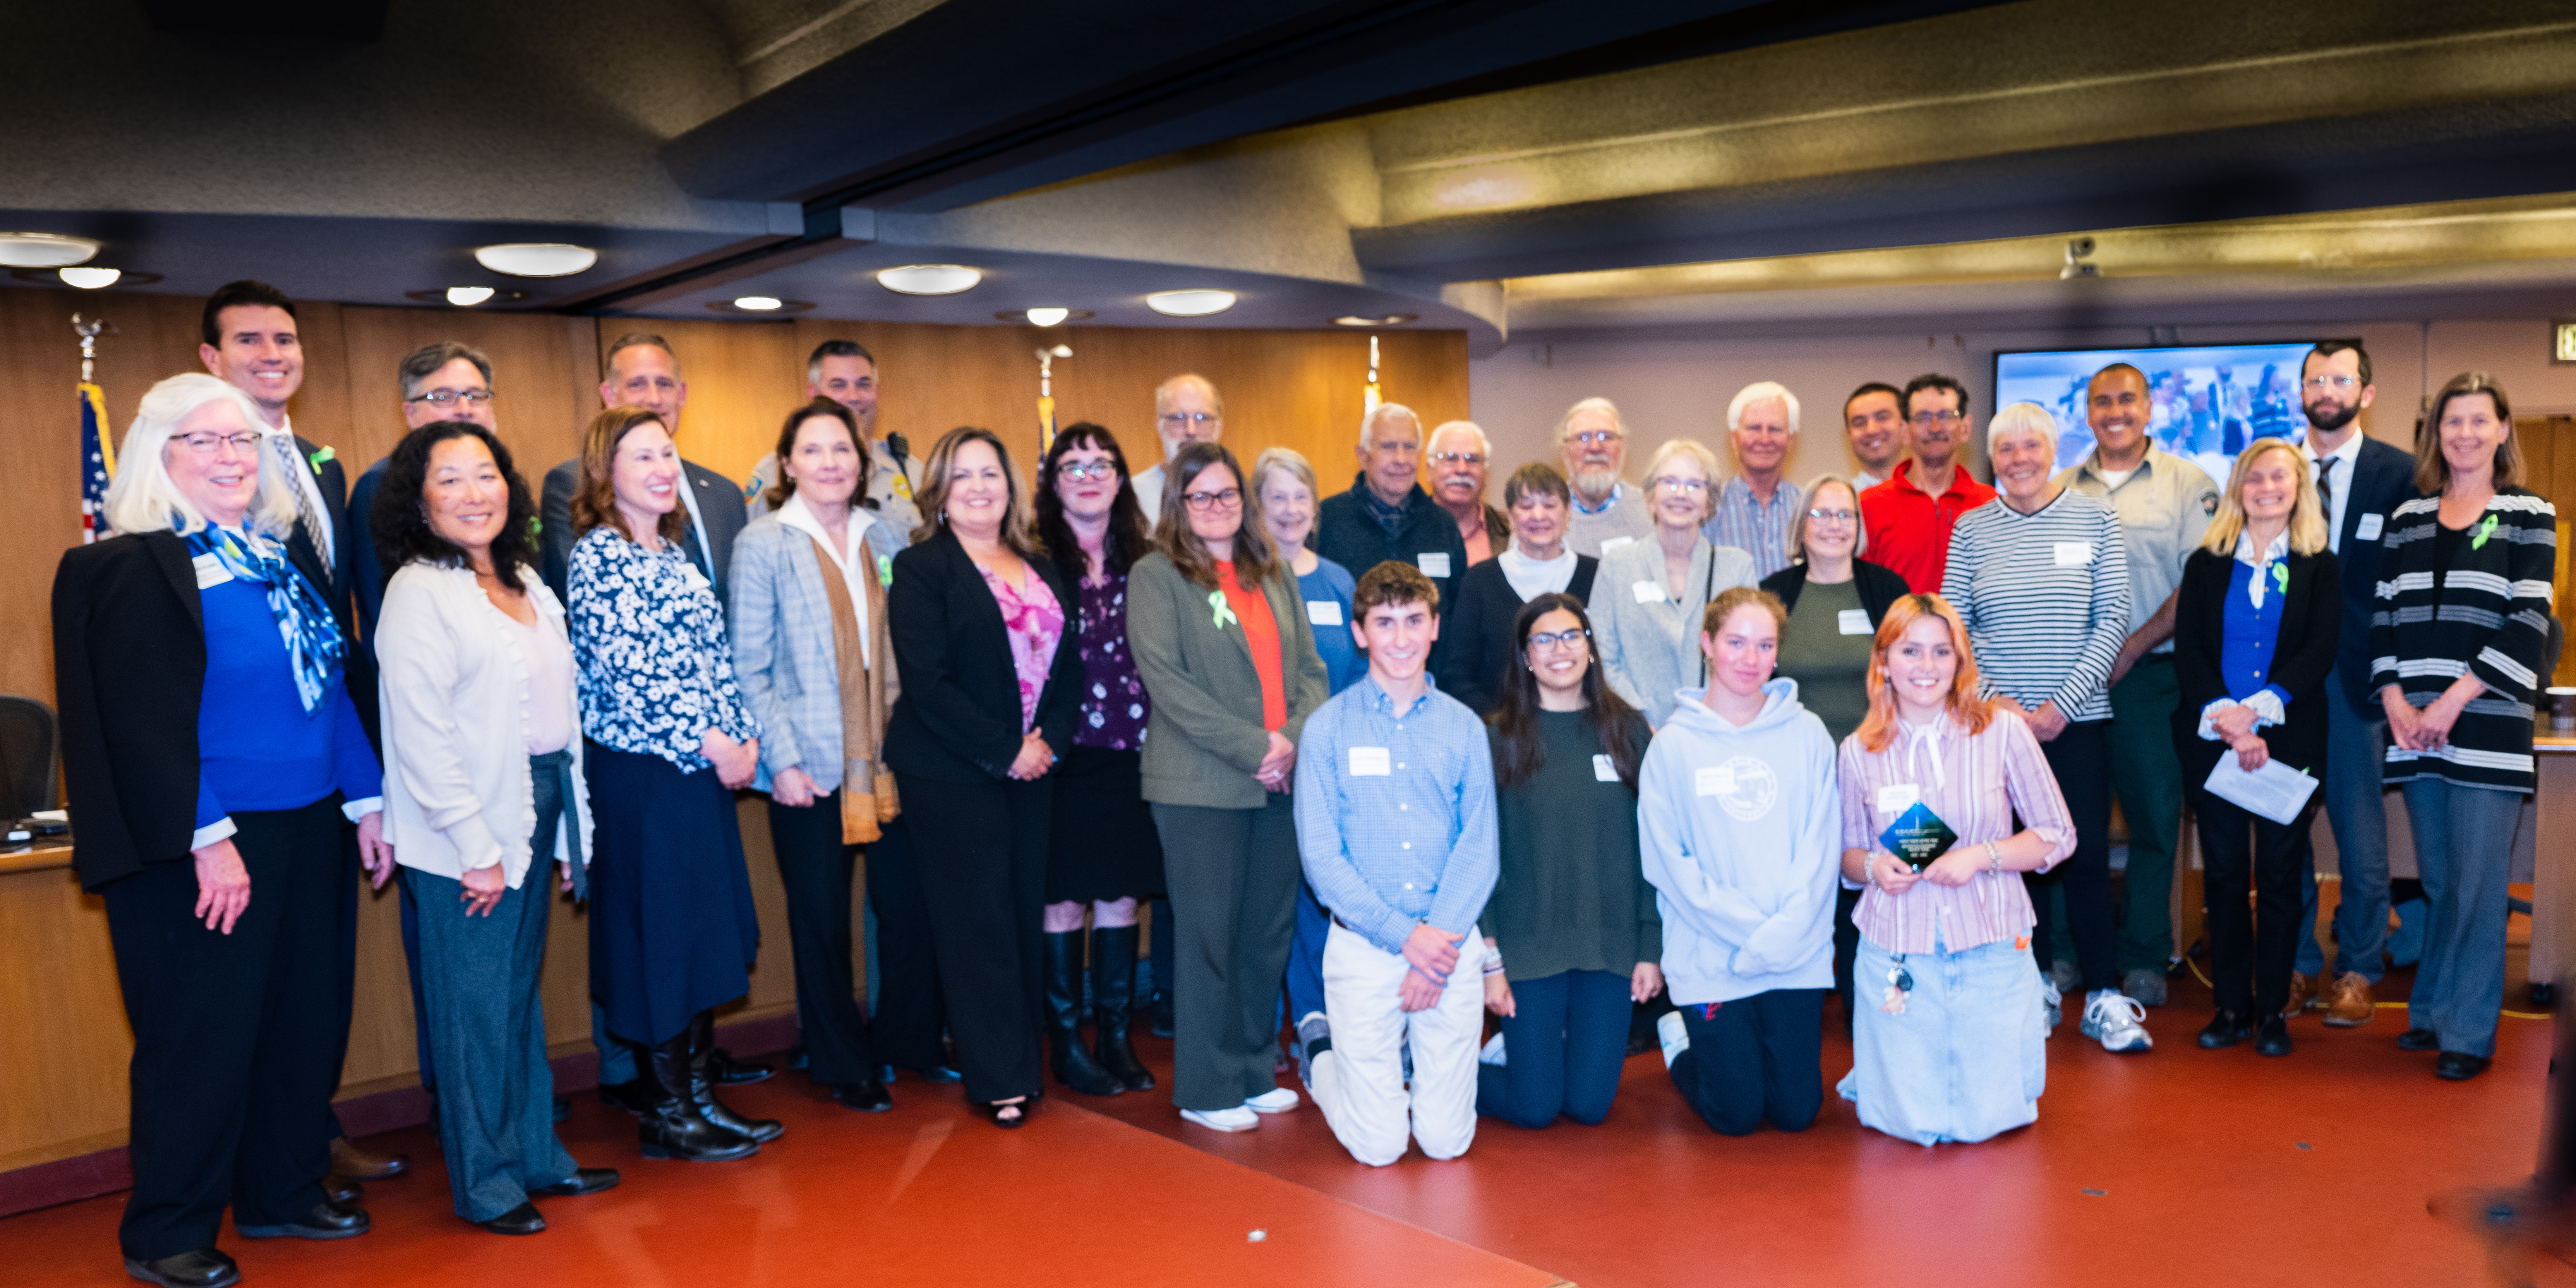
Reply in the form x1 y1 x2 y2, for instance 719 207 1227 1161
2171 440 2341 1057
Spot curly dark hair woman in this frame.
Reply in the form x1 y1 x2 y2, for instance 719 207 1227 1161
371 419 539 594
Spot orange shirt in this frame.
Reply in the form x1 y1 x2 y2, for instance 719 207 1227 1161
1218 561 1287 732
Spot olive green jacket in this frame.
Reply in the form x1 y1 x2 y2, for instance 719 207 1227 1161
1129 552 1329 809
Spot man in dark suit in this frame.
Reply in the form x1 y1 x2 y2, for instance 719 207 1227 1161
539 333 748 612
2293 338 2420 1027
1315 402 1467 618
197 280 411 1191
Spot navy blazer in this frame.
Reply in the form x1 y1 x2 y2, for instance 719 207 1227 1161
882 528 1084 784
2321 436 2420 716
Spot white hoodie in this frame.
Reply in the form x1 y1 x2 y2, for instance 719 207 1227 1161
1637 678 1840 1006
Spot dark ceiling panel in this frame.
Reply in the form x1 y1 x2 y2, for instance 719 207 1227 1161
135 0 388 40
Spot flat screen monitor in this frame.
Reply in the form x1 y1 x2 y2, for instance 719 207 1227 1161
1993 341 2323 478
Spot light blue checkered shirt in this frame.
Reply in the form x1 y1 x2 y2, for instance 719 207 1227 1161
1294 676 1499 956
1703 475 1803 579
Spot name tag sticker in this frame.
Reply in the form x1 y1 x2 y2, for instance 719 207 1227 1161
1597 536 1637 554
1306 600 1344 627
192 553 232 589
1632 579 1665 604
2053 542 2093 568
1349 747 1391 776
1694 764 1737 797
1876 783 1920 813
1837 608 1872 635
1416 552 1452 578
2355 512 2384 541
1593 753 1619 782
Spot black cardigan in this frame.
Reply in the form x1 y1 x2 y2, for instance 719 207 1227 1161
51 532 211 891
1432 554 1601 716
2168 546 2342 785
1759 558 1911 623
883 528 1085 784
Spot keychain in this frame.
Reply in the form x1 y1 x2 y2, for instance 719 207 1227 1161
1880 955 1914 1015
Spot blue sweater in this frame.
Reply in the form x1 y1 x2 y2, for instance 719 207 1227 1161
1297 557 1365 696
195 565 381 836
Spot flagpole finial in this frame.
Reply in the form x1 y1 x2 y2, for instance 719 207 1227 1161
72 312 109 384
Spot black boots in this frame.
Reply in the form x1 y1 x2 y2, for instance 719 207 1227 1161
636 1022 758 1162
689 1011 784 1143
1045 931 1125 1096
1090 926 1156 1092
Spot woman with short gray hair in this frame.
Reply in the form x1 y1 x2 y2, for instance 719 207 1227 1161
1588 438 1755 727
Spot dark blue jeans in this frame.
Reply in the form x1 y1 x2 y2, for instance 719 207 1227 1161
1475 969 1632 1128
1669 988 1827 1136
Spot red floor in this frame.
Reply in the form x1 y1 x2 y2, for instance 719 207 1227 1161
4 961 2552 1288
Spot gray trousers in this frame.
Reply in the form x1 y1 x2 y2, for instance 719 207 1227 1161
408 864 577 1221
2403 777 2523 1058
2299 677 2391 980
1151 795 1301 1112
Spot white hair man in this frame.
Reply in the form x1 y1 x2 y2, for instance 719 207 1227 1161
1315 402 1469 616
1705 381 1803 578
1135 374 1225 524
1554 397 1655 558
1424 419 1507 564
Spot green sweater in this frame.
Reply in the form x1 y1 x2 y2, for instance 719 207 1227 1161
1478 709 1661 981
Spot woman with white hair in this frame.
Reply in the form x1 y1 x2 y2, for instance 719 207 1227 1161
53 373 393 1287
1941 403 2140 1054
1587 438 1757 727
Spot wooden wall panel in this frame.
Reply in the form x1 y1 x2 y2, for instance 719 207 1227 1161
327 306 587 485
593 318 806 488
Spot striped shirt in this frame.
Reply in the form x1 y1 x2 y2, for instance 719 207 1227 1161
1941 491 2132 723
1295 676 1500 955
1704 476 1804 580
1837 711 2076 955
2370 488 2557 793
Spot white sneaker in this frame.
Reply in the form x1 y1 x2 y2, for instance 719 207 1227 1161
1656 1010 1690 1068
1181 1106 1260 1131
2041 979 2063 1038
2081 989 2154 1054
1479 1033 1508 1067
1244 1086 1300 1114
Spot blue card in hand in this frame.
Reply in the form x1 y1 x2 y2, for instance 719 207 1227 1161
1878 801 1958 872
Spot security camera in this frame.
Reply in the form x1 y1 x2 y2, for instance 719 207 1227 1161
2061 236 2100 279
2067 237 2096 258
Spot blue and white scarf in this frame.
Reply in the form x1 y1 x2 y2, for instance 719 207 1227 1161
188 526 345 713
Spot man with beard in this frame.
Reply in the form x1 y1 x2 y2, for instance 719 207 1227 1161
1859 374 1994 593
1554 397 1655 558
1706 381 1803 578
1843 383 1905 491
2290 339 2418 1027
1426 420 1508 564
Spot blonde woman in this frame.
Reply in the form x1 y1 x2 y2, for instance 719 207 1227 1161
1588 438 1757 727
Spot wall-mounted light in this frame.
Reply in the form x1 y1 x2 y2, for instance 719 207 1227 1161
1146 289 1237 317
878 264 981 295
473 243 599 277
0 232 100 268
996 308 1093 326
1333 313 1417 326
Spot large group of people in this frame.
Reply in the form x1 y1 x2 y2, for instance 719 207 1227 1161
50 280 2554 1287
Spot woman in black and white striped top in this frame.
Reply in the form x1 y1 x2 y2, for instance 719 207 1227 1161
1942 402 2144 1053
2371 371 2554 1082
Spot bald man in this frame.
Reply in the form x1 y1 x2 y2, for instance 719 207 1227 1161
1135 374 1224 524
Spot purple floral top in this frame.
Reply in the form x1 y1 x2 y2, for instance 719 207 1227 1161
978 562 1065 732
1074 572 1150 750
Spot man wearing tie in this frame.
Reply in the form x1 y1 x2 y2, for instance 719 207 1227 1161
540 333 749 610
197 281 412 1194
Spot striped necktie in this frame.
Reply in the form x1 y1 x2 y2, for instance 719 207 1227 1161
268 432 332 581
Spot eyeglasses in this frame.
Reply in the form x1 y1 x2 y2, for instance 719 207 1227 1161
1910 410 1962 427
1055 460 1119 482
1430 451 1486 466
2300 376 2359 392
1806 507 1856 523
1569 429 1623 446
1526 628 1591 652
1181 487 1242 511
1159 411 1218 427
406 388 494 407
1651 475 1708 495
177 431 262 455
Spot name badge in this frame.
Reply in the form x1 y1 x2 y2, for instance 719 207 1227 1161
1694 764 1737 797
1417 552 1452 578
1349 747 1391 776
1837 608 1872 635
192 552 233 589
1597 536 1637 555
2355 512 2384 541
1876 783 1920 813
1593 753 1619 782
1306 599 1344 627
1632 579 1665 604
2052 542 2093 568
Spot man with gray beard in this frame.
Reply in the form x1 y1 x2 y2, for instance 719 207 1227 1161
1555 397 1655 558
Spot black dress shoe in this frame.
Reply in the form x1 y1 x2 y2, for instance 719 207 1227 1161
2436 1051 2493 1080
2254 1016 2293 1057
786 1042 809 1072
236 1200 370 1240
553 1094 571 1123
2397 1028 2442 1052
916 1064 963 1084
834 1079 894 1112
598 1078 655 1115
476 1202 545 1235
124 1248 239 1288
2197 1010 2253 1049
708 1046 775 1085
530 1167 620 1196
322 1173 364 1206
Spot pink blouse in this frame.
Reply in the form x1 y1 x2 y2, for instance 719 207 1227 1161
979 562 1065 731
1835 710 2075 955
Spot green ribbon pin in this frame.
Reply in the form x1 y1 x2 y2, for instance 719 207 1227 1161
307 445 334 472
2271 562 2289 596
2470 513 2500 550
1209 590 1238 630
876 553 895 588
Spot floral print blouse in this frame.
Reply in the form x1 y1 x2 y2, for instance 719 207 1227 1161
1074 571 1149 750
568 527 760 772
979 560 1065 732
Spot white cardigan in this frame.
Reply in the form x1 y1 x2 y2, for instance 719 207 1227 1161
377 561 593 889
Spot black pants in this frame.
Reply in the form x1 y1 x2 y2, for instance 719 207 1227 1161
323 819 361 1143
863 816 949 1072
2025 719 2117 995
1149 797 1302 1112
1667 989 1827 1136
2195 786 2321 1017
768 791 880 1086
896 773 1050 1104
103 799 344 1260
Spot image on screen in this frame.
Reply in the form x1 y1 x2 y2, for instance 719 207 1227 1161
1993 341 2322 478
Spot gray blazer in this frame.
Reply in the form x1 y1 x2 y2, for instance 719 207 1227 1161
1129 551 1329 810
1588 534 1757 727
729 508 909 794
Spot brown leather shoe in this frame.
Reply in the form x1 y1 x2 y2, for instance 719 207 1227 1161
330 1137 410 1180
2281 972 2317 1019
2322 972 2377 1027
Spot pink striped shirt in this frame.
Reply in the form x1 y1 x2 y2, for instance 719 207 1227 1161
1836 709 2076 955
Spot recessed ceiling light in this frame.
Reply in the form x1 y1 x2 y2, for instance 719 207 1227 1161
1025 307 1069 326
734 295 783 311
1146 289 1237 318
0 232 100 269
403 287 528 306
446 286 496 306
8 266 161 287
472 243 598 278
59 267 123 290
996 308 1094 326
706 297 815 314
878 264 982 295
1333 313 1417 326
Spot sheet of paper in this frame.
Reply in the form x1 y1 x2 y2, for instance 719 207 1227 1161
2203 754 2319 825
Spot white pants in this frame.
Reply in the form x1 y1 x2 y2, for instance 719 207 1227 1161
1311 922 1487 1167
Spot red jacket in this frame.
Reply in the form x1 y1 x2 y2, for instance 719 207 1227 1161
1860 459 1996 594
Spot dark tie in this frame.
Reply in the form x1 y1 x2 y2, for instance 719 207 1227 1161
269 433 332 582
2314 454 2334 515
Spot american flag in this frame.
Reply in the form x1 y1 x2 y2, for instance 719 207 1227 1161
79 381 113 542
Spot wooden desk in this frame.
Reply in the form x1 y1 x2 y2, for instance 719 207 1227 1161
2531 717 2576 985
0 839 71 875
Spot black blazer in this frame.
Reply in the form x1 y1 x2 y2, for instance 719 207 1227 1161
51 532 209 890
2170 546 2343 786
288 434 373 746
883 528 1084 784
2320 436 2421 716
1761 557 1911 623
1432 554 1600 716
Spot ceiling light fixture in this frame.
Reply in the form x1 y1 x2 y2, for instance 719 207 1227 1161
706 297 816 314
9 266 161 288
0 232 101 268
1024 307 1069 327
877 264 982 295
446 286 496 306
734 295 782 311
996 308 1093 326
1146 289 1237 318
403 287 529 307
59 267 123 290
1333 313 1417 326
472 242 599 278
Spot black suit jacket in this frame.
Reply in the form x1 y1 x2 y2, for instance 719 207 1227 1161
1432 554 1600 716
2319 436 2421 716
51 532 209 890
540 456 748 613
2170 546 2343 786
882 529 1084 784
282 434 374 747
